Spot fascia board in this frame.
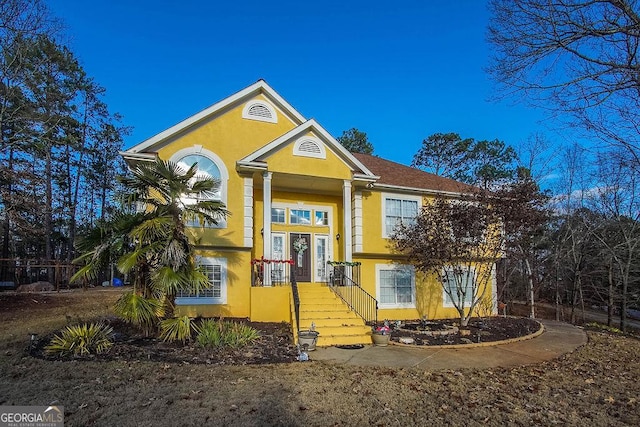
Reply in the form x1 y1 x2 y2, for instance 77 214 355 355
373 183 470 198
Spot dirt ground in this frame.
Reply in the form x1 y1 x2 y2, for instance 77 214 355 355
1 289 639 426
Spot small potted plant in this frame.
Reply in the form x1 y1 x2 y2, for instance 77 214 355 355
371 321 391 346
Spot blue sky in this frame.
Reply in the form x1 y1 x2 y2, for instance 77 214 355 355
50 0 550 166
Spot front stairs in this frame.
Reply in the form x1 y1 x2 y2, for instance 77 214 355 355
295 283 371 347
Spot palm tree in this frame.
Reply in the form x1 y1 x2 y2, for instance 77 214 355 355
73 158 228 334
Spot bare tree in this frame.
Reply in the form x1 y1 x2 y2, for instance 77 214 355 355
488 0 640 166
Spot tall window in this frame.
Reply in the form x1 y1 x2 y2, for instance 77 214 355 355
384 196 419 237
315 235 329 281
442 267 475 307
376 265 415 308
176 258 227 304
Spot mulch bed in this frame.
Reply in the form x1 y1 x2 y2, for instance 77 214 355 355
31 316 540 365
33 317 300 365
390 317 541 346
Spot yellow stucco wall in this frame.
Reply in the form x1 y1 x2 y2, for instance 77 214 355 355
356 258 495 321
266 132 353 180
154 94 299 249
175 249 251 318
250 287 292 322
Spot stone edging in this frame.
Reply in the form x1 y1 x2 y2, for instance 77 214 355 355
388 319 545 349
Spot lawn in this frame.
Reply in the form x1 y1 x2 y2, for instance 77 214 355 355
0 289 638 426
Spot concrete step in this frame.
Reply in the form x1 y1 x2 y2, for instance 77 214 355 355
299 317 365 327
308 325 370 336
316 333 372 347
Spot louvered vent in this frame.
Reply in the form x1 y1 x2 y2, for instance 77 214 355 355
248 104 272 119
242 100 277 123
298 140 322 155
293 137 326 159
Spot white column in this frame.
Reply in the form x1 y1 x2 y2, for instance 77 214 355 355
262 172 273 258
262 172 273 287
243 177 254 247
343 180 352 262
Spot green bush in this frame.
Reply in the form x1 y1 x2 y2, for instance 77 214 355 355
45 323 113 356
195 320 260 349
113 291 163 334
195 319 223 348
159 315 194 343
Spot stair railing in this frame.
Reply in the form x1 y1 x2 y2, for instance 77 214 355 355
290 267 300 333
327 262 378 324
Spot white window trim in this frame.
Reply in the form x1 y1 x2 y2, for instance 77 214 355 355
242 100 278 123
169 146 229 228
442 266 476 308
375 264 416 309
176 257 227 305
381 192 422 238
314 234 330 282
293 136 326 159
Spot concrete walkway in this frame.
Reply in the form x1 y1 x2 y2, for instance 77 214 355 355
310 319 587 369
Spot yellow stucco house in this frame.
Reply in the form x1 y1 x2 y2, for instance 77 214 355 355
121 80 497 346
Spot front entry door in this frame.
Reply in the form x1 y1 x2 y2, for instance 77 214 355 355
290 233 311 282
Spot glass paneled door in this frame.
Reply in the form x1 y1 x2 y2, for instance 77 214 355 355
290 233 311 282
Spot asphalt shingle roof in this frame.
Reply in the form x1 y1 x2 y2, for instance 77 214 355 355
352 152 475 194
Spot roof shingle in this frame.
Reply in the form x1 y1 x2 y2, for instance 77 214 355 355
352 153 475 194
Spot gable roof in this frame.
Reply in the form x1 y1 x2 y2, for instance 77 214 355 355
124 80 307 154
352 153 475 195
238 119 378 179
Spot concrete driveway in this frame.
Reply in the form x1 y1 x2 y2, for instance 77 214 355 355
310 319 587 369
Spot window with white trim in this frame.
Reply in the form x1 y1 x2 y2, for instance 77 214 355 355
271 208 285 224
376 265 415 308
176 258 227 305
442 266 475 307
382 195 420 237
170 147 229 229
242 100 277 123
315 210 329 226
290 209 311 225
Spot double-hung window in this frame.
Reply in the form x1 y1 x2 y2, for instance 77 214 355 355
176 257 227 305
376 265 415 308
383 195 420 237
442 267 475 307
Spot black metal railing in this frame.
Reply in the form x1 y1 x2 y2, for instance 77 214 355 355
251 258 293 287
291 273 300 333
327 262 378 324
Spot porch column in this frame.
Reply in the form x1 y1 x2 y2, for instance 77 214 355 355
342 180 353 262
262 171 273 264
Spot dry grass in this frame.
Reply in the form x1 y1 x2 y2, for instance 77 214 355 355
0 289 639 426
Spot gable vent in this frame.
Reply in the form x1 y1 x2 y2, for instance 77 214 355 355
293 137 326 159
248 104 272 119
242 101 277 123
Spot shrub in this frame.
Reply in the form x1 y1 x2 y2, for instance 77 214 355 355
195 320 260 349
159 316 194 343
45 323 113 356
113 291 163 334
195 319 223 348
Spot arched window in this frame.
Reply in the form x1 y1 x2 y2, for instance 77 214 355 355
170 146 229 228
177 154 222 201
